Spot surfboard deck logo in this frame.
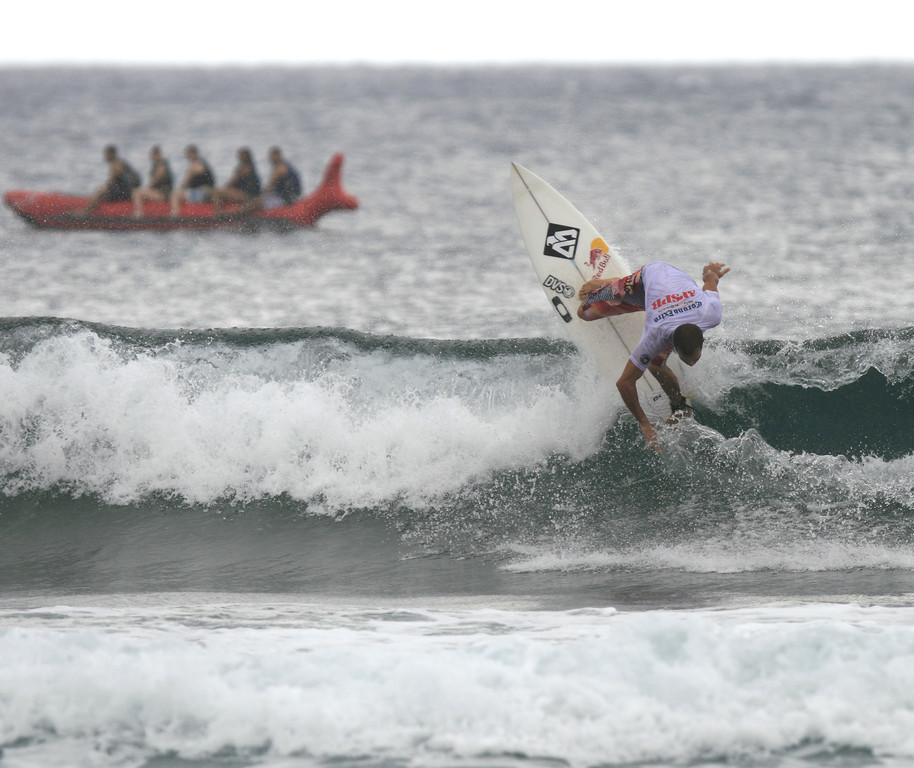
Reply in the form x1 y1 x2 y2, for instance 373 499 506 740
551 297 573 323
511 161 678 422
542 274 575 298
543 223 579 259
587 237 612 277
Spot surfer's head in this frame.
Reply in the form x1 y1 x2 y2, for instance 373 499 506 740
673 323 704 366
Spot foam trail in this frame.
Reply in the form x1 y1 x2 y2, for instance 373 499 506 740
3 603 914 767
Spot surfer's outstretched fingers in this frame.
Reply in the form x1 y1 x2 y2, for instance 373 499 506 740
703 262 729 278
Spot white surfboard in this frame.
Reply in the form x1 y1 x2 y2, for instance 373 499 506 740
510 162 678 421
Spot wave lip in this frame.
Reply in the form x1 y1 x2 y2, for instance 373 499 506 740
0 318 603 507
0 319 911 523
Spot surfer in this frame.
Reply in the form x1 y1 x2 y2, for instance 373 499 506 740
578 261 730 452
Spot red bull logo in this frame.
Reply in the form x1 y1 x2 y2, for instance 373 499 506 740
587 238 612 277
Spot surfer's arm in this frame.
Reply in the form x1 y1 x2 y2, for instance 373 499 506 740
701 262 730 292
617 360 660 452
648 361 690 412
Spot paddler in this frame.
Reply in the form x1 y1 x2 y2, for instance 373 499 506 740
80 145 141 216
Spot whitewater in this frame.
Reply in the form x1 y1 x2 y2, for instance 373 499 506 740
1 64 914 768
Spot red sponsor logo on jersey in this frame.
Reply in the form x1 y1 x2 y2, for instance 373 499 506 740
651 290 696 311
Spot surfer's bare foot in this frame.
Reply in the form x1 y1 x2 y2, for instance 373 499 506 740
578 278 610 300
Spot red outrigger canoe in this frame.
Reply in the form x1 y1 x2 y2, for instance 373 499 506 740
3 153 358 231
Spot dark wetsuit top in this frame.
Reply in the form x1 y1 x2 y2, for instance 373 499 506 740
188 162 215 189
274 163 301 204
103 161 142 202
150 160 174 195
233 165 261 198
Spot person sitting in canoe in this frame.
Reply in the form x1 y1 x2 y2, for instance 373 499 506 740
131 145 174 217
169 145 216 217
80 145 141 216
211 147 262 215
240 147 302 214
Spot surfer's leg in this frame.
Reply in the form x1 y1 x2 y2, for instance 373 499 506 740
578 300 643 320
578 268 645 320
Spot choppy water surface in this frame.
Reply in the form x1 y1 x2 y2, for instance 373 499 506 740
1 64 913 768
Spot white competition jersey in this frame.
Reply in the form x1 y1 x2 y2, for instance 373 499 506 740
630 262 722 370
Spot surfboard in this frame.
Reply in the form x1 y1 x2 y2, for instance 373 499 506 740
510 162 678 421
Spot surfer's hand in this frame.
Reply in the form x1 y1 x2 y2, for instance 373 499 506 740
641 423 661 453
702 262 729 278
702 262 730 282
701 262 729 292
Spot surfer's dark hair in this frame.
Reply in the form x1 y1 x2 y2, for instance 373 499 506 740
673 323 704 356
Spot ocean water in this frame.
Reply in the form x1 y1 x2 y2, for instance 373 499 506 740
0 64 913 768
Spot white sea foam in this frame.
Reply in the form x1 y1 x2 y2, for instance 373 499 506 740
2 326 911 518
0 330 613 506
503 538 914 575
2 601 914 767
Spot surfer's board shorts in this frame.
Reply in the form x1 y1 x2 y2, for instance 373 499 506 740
581 268 645 317
581 267 672 367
